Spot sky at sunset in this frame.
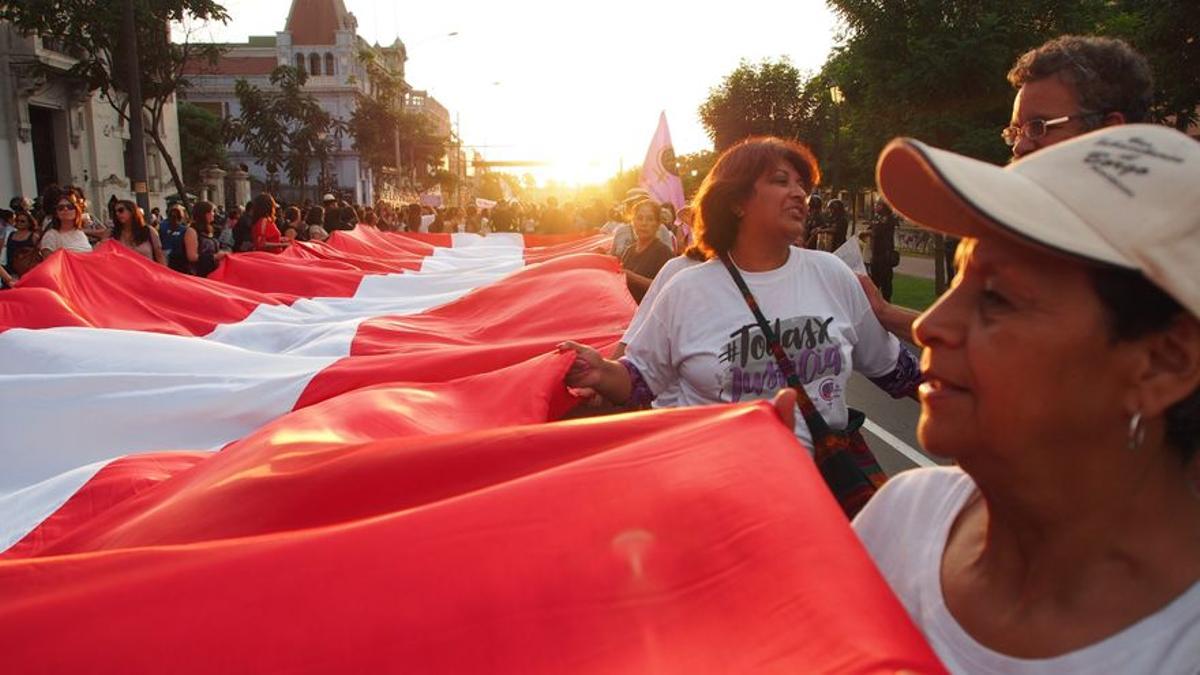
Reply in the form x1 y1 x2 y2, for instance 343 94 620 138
184 0 840 185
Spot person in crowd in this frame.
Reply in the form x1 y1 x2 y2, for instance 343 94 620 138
249 193 287 253
148 207 162 229
219 206 241 250
824 198 849 251
112 199 164 264
69 186 107 244
610 201 675 258
180 200 226 276
443 206 465 233
540 197 568 234
3 209 41 279
599 206 625 236
853 123 1200 672
1004 35 1152 160
304 206 328 242
39 192 93 257
618 199 675 303
464 205 480 233
160 204 189 269
281 205 304 241
674 204 696 253
560 136 920 452
803 193 825 249
361 208 378 228
321 194 340 232
233 201 255 252
863 200 899 301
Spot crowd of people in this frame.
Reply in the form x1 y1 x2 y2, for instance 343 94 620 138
2 30 1198 672
564 33 1200 672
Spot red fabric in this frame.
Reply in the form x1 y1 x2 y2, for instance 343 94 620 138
0 403 944 673
252 217 282 252
0 243 293 334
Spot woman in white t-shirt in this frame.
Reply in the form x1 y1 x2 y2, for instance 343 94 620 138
560 137 920 449
39 193 93 257
851 125 1200 672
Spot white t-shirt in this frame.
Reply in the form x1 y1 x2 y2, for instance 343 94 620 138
853 467 1200 674
622 254 703 409
40 228 93 254
624 247 901 446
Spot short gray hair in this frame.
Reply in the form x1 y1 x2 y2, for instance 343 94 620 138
1008 35 1154 125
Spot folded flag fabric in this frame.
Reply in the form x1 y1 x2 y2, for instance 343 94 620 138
0 228 943 673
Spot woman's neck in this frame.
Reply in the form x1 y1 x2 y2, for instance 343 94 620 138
59 221 77 232
964 446 1200 600
729 234 790 272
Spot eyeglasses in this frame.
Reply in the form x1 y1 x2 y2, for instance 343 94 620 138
115 207 128 214
1001 113 1098 146
56 203 76 212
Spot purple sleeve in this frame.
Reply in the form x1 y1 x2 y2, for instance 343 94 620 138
619 357 656 409
868 347 922 399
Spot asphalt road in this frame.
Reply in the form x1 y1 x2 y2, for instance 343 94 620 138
846 367 949 477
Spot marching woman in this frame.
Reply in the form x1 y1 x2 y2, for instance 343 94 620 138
854 124 1200 671
39 192 94 257
560 137 920 479
111 199 164 264
181 200 226 276
249 193 288 253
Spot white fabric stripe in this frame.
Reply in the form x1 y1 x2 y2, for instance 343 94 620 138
0 459 108 552
0 235 530 553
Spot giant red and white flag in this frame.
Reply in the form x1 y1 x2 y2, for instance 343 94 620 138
639 111 687 211
0 228 943 673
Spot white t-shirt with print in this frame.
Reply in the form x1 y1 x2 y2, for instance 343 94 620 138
40 228 93 254
624 247 901 446
853 467 1200 673
622 254 703 409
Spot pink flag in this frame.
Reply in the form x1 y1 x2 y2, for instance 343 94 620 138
639 111 686 210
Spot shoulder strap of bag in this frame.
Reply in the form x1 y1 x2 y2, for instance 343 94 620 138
719 254 832 439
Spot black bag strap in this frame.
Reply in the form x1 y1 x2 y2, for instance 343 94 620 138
719 254 832 439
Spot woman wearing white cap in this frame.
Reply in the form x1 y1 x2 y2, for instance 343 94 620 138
854 124 1200 671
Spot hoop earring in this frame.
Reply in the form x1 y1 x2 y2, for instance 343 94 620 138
1128 411 1146 451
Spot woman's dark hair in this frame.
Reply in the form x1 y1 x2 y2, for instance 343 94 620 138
112 199 150 245
1090 266 1200 461
249 193 276 222
305 206 325 226
693 136 820 257
191 200 216 237
47 192 84 231
283 206 301 225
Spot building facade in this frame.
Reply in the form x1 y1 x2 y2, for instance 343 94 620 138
182 0 424 207
0 25 183 213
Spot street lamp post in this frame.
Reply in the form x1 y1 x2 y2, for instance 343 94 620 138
828 85 845 200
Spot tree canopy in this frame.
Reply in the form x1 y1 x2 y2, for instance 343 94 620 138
0 0 230 203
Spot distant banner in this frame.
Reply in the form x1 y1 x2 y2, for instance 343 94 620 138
475 198 497 210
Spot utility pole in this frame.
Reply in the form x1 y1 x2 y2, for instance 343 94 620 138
121 0 150 212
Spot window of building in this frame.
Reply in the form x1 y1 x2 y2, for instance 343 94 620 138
324 53 335 76
309 53 321 77
295 53 306 75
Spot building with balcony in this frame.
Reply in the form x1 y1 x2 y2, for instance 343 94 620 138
0 24 182 212
182 0 410 206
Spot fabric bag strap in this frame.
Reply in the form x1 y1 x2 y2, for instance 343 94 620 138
719 254 832 439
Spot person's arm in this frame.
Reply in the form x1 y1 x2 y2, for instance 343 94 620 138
857 274 920 340
184 227 199 263
150 228 165 265
558 341 633 404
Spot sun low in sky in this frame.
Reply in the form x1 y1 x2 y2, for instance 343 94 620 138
186 0 838 187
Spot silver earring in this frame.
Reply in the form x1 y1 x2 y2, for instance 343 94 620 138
1128 411 1146 451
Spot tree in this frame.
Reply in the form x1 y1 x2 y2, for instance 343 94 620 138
0 0 230 204
348 49 447 195
226 65 341 199
1102 0 1200 131
177 102 226 188
699 58 811 151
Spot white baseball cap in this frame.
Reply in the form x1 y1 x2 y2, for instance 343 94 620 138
322 193 336 202
877 124 1200 319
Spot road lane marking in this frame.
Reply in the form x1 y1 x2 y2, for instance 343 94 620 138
863 418 937 468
